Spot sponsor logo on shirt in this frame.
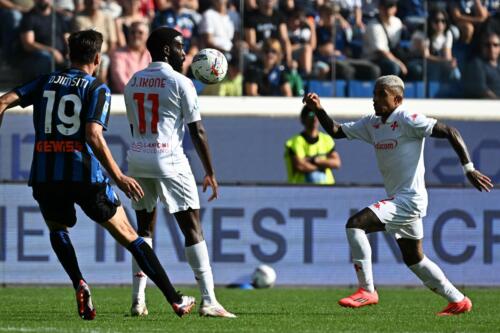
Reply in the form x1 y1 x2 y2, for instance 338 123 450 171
35 140 83 152
131 142 171 153
374 139 398 150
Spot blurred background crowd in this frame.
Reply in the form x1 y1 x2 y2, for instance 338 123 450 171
0 0 499 98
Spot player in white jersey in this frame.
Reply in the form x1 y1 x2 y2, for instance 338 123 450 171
304 75 493 316
124 27 235 318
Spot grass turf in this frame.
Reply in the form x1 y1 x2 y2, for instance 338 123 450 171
0 286 499 333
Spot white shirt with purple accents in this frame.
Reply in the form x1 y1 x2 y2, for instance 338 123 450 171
341 105 437 216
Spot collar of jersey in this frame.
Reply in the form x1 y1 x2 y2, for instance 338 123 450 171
148 61 173 70
384 105 403 124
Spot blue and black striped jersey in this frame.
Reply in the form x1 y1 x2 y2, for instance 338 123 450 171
14 68 112 185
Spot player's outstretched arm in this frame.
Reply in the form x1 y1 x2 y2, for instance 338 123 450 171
188 121 218 201
0 91 21 127
85 122 144 201
302 93 346 139
431 121 493 192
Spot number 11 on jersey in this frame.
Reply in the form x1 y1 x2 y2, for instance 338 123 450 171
133 92 159 134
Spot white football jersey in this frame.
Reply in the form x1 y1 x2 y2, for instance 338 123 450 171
342 106 437 216
124 62 201 177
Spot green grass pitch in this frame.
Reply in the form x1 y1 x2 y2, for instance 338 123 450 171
1 286 499 332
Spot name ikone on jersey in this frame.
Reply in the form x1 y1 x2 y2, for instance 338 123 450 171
130 76 167 88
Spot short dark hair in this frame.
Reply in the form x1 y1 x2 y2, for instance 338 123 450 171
68 30 103 64
300 105 315 121
147 27 182 61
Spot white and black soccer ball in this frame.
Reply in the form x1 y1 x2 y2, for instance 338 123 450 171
191 48 228 84
252 264 277 288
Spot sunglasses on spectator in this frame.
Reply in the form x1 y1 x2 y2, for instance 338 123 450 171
432 18 446 23
483 42 500 48
265 49 279 54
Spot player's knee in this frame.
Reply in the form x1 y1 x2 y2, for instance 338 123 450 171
402 251 424 266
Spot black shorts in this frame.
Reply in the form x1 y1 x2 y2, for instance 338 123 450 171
32 182 121 227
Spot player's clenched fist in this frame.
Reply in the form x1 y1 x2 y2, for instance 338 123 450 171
303 93 322 111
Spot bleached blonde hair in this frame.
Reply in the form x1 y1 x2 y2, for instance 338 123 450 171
375 75 405 96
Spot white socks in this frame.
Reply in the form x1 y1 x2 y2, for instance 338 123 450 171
409 256 464 303
346 228 375 293
132 237 152 304
185 240 217 305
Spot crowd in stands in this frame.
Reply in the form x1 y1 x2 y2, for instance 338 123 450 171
0 0 499 98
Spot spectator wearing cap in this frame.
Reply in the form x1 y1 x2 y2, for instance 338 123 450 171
244 38 292 96
362 0 410 77
284 104 341 185
463 30 500 98
110 21 151 93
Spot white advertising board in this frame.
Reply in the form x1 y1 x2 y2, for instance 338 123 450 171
1 185 499 285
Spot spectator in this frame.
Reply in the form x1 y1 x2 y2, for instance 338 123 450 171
449 0 489 44
463 30 500 98
73 0 118 82
244 38 292 96
152 0 201 75
115 0 150 48
363 0 409 77
199 0 235 56
244 0 292 67
202 56 243 96
314 3 380 80
0 0 31 62
284 104 341 185
408 8 461 81
110 21 151 93
337 0 365 33
18 0 69 80
286 7 315 76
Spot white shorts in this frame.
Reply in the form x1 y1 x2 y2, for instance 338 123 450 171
368 196 424 240
131 173 200 214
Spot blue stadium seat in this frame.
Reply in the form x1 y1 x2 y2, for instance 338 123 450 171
348 80 375 97
404 81 425 98
307 80 347 97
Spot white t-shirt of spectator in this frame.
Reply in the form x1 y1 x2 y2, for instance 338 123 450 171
341 106 437 216
363 15 403 59
411 29 453 56
199 8 235 52
124 62 201 178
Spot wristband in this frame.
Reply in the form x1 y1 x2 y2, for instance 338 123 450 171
462 162 475 174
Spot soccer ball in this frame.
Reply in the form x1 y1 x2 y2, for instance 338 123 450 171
252 265 277 288
191 48 228 84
